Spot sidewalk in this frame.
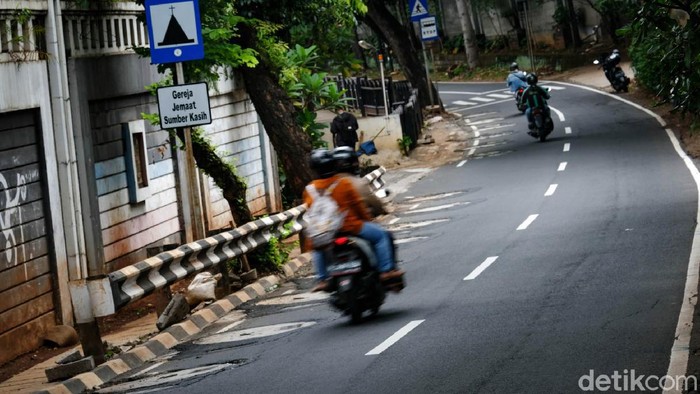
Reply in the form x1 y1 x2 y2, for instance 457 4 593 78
0 255 311 394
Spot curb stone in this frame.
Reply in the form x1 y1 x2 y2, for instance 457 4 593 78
36 253 312 394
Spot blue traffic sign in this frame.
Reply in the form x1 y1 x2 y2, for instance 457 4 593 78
145 0 204 64
409 0 430 22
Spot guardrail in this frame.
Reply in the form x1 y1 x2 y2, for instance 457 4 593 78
85 167 387 317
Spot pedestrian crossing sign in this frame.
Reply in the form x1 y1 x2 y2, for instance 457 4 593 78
409 0 430 22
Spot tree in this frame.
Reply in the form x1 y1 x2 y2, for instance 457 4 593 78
456 0 480 69
626 0 700 119
359 0 442 108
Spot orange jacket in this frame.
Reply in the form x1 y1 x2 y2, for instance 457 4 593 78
302 174 371 236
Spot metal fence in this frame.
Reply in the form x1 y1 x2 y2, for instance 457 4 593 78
326 75 414 117
85 167 388 317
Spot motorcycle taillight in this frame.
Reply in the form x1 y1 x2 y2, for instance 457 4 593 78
334 237 349 246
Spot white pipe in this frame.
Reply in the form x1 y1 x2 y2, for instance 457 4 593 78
46 0 88 280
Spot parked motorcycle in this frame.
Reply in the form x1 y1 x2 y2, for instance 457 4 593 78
515 86 527 113
322 235 404 323
594 52 630 93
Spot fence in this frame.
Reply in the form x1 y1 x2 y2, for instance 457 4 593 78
83 167 388 317
326 75 414 117
0 10 45 62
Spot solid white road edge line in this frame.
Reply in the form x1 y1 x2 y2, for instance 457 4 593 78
545 184 558 197
563 143 571 152
664 127 700 391
464 256 499 280
517 214 539 230
366 320 425 355
548 81 698 390
558 162 568 171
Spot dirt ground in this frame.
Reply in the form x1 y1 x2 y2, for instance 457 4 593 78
2 68 698 385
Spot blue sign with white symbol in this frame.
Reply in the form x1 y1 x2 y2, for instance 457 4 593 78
409 0 430 22
145 0 204 64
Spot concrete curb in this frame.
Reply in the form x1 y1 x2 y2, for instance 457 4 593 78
37 253 312 394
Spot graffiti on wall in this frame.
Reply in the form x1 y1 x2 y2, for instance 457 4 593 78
0 171 30 265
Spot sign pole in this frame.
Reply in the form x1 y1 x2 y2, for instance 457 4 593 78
173 62 205 241
421 40 435 106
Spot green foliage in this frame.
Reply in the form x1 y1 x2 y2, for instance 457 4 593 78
627 1 700 117
397 136 413 156
279 44 351 147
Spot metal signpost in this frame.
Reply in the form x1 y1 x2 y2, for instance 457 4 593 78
145 0 208 241
420 16 439 106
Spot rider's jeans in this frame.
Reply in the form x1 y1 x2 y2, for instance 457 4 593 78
312 222 394 281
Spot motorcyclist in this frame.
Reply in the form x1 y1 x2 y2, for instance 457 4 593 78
332 146 388 218
303 149 403 292
519 73 551 135
506 62 528 96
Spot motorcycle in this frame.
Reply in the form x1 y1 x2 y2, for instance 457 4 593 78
515 86 527 113
594 53 630 93
530 107 554 142
322 235 404 323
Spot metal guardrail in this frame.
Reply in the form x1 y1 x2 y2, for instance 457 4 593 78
90 167 387 317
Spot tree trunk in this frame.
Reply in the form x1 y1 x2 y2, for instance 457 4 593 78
236 25 315 199
361 0 442 109
456 0 480 69
184 129 253 225
566 0 582 47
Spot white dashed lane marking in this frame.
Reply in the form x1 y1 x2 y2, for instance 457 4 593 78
366 320 425 355
544 184 558 197
517 214 539 230
565 127 572 134
488 93 512 99
558 162 567 171
563 143 571 152
453 100 477 106
464 256 499 280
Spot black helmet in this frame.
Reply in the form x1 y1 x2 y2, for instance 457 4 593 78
526 73 538 86
309 149 336 178
332 147 360 175
509 62 519 71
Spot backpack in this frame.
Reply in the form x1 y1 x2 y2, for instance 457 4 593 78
303 180 347 248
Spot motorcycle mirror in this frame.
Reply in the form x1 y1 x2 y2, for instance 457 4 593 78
593 60 600 65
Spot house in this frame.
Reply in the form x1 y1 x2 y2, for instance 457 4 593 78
0 0 280 366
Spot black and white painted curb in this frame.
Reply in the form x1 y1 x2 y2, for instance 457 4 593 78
38 254 312 394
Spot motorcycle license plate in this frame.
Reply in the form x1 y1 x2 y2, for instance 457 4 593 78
328 259 362 275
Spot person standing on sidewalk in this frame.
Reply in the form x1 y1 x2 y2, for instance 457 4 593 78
330 110 359 151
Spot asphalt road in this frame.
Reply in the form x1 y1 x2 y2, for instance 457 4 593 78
98 82 699 394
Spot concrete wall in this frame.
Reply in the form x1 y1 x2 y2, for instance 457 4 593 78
0 60 72 365
69 55 279 271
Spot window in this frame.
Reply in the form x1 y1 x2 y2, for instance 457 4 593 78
122 120 151 203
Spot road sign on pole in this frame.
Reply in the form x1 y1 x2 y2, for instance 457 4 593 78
145 0 204 64
157 82 212 129
420 16 439 41
409 0 430 22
